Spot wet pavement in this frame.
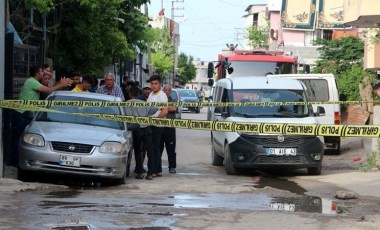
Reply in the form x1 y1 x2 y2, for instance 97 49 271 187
0 172 357 229
0 109 377 229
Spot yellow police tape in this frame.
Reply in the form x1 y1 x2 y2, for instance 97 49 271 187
2 101 380 138
0 99 379 108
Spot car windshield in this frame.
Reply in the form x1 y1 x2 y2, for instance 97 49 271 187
232 89 309 117
35 96 124 129
228 61 294 77
178 90 197 97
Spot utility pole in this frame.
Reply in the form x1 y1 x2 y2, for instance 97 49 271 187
234 27 245 49
144 3 152 82
171 0 184 86
0 0 6 177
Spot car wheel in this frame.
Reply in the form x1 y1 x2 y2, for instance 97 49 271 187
211 139 223 166
224 144 239 175
17 166 33 182
126 148 134 178
114 172 127 185
307 165 322 175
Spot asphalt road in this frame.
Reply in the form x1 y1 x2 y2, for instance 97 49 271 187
1 108 380 229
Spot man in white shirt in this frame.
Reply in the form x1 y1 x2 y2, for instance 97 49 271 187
147 75 168 179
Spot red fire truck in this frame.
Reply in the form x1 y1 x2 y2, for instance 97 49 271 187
208 49 299 83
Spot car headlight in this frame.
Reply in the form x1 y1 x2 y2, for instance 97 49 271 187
100 142 123 153
23 133 45 147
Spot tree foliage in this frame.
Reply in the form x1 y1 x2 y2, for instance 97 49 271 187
313 36 365 75
178 53 196 85
25 0 55 13
245 21 269 49
11 0 150 75
312 36 376 101
149 28 174 77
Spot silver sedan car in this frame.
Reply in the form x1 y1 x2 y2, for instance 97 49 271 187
18 91 133 185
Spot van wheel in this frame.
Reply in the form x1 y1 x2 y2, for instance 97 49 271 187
224 145 239 175
332 142 341 155
211 140 223 166
307 166 322 175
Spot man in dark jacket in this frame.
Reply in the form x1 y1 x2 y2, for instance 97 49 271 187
160 84 177 173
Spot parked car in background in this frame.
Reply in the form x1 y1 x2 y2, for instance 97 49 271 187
176 89 201 113
18 91 134 185
171 89 183 119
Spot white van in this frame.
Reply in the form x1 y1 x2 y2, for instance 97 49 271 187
275 74 341 154
210 77 325 175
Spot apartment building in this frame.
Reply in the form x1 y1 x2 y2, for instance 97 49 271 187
343 0 380 71
244 0 358 67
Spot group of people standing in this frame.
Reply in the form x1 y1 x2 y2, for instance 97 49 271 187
12 65 177 181
126 74 178 180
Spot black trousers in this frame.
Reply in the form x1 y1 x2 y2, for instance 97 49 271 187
160 127 176 169
132 127 154 175
151 126 164 174
10 111 31 166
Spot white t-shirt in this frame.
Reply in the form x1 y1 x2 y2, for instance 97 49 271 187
147 89 168 117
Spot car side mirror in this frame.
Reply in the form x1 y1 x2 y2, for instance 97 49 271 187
22 111 34 121
208 79 214 87
207 62 214 78
214 106 222 114
214 107 228 117
227 67 234 75
315 106 325 116
126 123 140 131
339 94 347 101
303 64 310 73
208 95 213 101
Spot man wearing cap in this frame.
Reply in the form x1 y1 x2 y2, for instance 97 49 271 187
139 83 152 101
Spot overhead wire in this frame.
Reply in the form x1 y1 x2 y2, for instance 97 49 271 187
183 1 228 40
216 0 248 7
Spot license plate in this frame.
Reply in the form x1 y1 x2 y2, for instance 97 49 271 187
59 155 81 167
266 148 297 156
270 203 296 211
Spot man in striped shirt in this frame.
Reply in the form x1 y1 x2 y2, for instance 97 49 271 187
96 73 125 100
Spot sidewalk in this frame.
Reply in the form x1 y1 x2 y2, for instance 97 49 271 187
317 137 380 198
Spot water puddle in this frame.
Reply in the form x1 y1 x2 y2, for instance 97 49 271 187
252 175 354 214
252 175 306 194
38 174 353 216
271 196 336 214
52 225 92 230
167 194 271 210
